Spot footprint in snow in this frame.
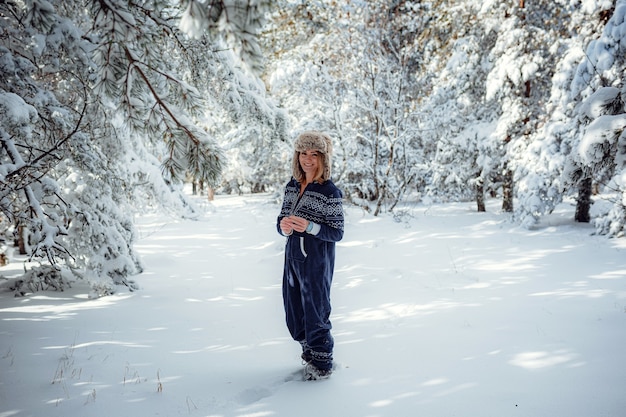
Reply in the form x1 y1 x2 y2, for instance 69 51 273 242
235 369 303 405
236 386 274 405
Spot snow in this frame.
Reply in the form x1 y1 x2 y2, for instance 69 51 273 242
579 86 620 119
1 192 625 417
572 1 626 98
582 0 615 14
0 92 36 129
579 114 626 164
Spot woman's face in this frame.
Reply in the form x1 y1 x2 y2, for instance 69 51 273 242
299 149 320 179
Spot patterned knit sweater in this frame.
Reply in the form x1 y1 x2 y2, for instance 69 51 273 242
277 178 344 244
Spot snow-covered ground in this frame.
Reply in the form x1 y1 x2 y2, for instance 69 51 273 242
1 193 625 417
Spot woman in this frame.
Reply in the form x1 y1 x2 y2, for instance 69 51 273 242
276 131 344 380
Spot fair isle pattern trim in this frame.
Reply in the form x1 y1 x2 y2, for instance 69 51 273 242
280 185 299 216
310 349 333 366
280 184 344 231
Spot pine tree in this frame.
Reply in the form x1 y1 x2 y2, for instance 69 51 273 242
480 1 569 215
511 0 602 227
419 1 498 210
564 0 626 236
0 0 274 295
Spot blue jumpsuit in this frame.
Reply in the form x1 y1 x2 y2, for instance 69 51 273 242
277 178 344 371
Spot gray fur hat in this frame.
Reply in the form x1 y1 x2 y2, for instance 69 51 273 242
292 131 333 182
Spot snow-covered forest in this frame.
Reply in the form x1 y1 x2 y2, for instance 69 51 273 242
2 0 626 293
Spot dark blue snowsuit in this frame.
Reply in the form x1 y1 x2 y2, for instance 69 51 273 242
277 178 344 371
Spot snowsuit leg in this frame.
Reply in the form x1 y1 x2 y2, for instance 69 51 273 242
282 255 334 371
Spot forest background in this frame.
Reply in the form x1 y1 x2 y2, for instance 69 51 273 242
1 0 626 295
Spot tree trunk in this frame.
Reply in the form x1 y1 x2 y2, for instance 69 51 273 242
502 165 514 212
476 177 486 212
17 224 27 255
575 177 592 223
373 186 385 217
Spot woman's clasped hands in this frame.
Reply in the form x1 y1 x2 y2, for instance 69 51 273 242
280 215 310 235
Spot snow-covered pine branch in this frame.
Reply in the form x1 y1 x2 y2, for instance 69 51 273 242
179 0 273 74
1 0 276 296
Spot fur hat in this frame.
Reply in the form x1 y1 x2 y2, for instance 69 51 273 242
292 131 333 182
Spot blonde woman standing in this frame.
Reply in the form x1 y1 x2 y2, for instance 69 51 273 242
276 131 344 380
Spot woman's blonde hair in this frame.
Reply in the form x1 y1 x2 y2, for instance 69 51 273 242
291 131 333 183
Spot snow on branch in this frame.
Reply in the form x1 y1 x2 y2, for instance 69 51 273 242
179 0 270 73
578 114 626 166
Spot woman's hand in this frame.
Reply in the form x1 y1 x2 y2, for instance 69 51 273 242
280 217 294 235
283 215 309 234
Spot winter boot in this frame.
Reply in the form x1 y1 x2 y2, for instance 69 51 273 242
303 363 332 381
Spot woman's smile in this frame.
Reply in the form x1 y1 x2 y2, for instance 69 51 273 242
299 150 320 178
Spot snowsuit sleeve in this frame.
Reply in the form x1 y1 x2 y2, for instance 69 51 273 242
276 179 299 237
311 187 343 243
